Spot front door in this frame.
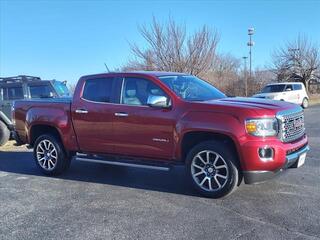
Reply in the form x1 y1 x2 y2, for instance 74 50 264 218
112 77 176 160
71 77 121 154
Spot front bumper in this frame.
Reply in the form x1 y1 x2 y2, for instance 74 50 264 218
243 144 310 184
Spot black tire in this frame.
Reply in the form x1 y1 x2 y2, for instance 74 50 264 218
186 140 240 198
302 98 309 109
0 121 10 146
33 134 71 175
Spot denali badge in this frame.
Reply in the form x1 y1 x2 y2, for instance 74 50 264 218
152 138 169 143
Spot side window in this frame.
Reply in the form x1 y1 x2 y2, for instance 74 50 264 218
82 78 114 103
293 84 302 90
7 86 24 100
121 77 166 106
29 85 54 98
285 84 293 91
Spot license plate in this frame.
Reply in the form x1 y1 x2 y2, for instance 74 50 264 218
297 153 306 168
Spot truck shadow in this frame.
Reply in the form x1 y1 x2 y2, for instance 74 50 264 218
0 150 198 197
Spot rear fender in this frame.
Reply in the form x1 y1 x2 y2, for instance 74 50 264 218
26 107 79 151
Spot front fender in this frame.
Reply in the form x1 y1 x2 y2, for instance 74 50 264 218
175 111 245 162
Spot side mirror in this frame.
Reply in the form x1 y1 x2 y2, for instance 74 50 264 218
147 95 171 108
286 88 292 91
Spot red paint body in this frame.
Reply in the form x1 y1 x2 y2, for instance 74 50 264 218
14 72 308 173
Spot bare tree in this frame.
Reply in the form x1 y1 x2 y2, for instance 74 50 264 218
205 54 241 95
123 17 219 76
271 35 320 92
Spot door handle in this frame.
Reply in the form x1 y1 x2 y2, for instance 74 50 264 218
75 109 88 114
114 112 128 117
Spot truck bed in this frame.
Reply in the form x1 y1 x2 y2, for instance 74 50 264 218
13 97 78 151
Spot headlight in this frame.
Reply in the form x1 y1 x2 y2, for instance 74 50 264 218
245 118 278 137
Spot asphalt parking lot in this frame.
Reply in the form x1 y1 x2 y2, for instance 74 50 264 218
0 106 319 240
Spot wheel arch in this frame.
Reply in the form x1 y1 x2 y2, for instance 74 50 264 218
180 131 241 167
29 124 62 147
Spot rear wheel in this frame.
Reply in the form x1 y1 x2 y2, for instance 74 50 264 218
0 121 10 146
33 134 71 175
302 98 309 108
186 141 240 198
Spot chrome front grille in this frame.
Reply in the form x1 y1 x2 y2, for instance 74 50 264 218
276 108 305 143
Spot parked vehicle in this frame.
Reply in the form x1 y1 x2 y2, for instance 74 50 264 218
13 72 309 198
0 75 70 146
252 82 309 108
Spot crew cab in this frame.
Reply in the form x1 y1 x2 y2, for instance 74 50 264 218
13 72 309 198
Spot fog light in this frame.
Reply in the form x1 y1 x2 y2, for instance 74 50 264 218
258 147 274 161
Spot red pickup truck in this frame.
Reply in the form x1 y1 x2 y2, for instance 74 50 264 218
13 72 309 198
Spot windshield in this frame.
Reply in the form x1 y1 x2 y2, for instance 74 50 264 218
261 84 286 93
53 81 70 97
158 75 226 101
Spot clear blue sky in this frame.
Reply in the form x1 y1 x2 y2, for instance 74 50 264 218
1 0 319 84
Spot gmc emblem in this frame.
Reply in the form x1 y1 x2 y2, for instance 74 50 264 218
294 118 303 128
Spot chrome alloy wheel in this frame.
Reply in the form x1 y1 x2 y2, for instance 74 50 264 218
36 139 58 170
191 150 229 191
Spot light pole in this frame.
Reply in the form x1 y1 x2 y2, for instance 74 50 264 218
288 48 299 76
243 56 248 96
247 28 254 80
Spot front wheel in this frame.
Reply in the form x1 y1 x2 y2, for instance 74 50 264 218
186 141 240 198
302 98 309 108
33 134 71 175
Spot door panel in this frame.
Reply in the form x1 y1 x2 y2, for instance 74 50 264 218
113 105 176 159
71 77 121 154
112 77 176 160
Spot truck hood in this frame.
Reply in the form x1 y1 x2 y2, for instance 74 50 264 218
195 97 298 117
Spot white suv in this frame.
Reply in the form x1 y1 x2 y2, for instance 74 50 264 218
252 82 309 108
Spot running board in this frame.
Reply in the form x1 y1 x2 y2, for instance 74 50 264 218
75 156 171 171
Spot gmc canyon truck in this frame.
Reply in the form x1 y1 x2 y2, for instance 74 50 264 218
13 72 309 198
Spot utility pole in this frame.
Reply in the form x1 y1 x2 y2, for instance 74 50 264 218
247 28 254 80
243 56 248 96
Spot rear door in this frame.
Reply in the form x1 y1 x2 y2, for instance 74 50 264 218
293 84 303 104
284 84 295 102
0 84 24 120
71 77 121 154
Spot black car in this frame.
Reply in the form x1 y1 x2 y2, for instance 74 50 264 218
0 75 70 146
